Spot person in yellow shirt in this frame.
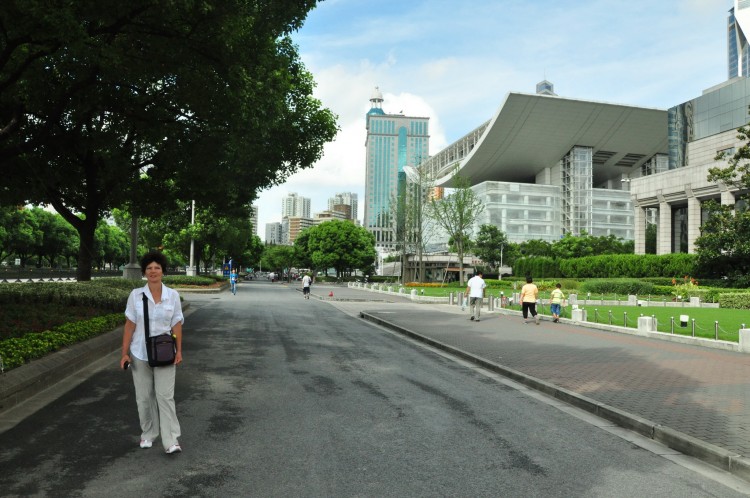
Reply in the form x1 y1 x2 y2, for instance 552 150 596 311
549 283 565 323
520 276 539 325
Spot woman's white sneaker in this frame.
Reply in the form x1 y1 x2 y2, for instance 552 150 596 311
166 444 182 454
139 439 153 449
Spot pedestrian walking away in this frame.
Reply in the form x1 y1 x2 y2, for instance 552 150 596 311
302 273 312 299
521 276 540 325
549 282 565 323
465 271 486 322
120 251 185 454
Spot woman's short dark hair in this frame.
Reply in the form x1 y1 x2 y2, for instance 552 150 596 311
140 251 168 274
526 276 533 283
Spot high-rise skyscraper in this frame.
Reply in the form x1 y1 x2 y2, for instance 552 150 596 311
364 87 430 249
327 192 358 220
250 205 259 236
265 222 282 244
281 192 311 219
728 1 750 79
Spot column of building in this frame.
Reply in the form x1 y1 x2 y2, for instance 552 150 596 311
632 201 646 254
657 192 672 255
685 186 701 254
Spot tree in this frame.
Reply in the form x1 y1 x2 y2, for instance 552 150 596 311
426 170 484 286
645 222 657 254
293 228 315 272
0 1 337 280
474 224 509 271
694 200 750 281
518 239 553 258
3 207 41 267
240 235 264 272
399 165 434 283
261 244 295 280
693 120 750 281
93 221 129 270
306 220 376 278
30 207 79 268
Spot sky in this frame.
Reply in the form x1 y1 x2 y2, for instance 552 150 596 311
254 0 731 235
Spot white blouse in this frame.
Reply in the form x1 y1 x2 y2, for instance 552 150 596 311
125 283 184 361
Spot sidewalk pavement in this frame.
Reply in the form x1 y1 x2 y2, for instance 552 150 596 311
306 284 750 482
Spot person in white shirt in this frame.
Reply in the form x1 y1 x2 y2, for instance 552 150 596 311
465 271 486 322
121 251 184 454
302 273 312 299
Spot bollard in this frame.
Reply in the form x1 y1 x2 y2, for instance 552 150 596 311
692 318 696 337
670 317 674 334
624 311 628 327
715 321 719 340
594 308 598 323
608 310 612 325
449 292 454 306
652 315 657 330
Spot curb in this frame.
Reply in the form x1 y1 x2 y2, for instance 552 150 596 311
0 302 191 416
0 327 122 414
359 310 750 483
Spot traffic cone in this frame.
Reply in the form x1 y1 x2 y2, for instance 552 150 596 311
328 291 334 297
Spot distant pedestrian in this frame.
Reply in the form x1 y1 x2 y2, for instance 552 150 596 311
465 271 486 322
521 276 539 325
302 273 312 299
549 283 565 323
230 269 238 295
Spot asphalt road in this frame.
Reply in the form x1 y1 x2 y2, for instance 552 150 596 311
0 280 747 497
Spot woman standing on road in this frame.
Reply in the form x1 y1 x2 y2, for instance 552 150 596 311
120 251 185 454
521 276 540 325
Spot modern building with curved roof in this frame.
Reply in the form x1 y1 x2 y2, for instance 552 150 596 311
418 85 669 243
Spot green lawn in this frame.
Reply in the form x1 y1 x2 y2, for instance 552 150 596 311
377 284 748 343
527 303 748 343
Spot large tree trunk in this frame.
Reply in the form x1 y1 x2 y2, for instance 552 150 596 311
75 217 97 281
458 244 465 287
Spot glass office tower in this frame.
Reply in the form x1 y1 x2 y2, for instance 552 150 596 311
728 1 750 79
364 87 429 249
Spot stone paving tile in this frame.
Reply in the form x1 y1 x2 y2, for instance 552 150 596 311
358 304 750 458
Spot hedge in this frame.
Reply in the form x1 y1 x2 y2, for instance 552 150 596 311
0 313 122 370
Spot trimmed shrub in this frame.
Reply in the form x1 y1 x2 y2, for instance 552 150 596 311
0 282 129 311
0 313 122 370
579 279 656 296
719 293 750 309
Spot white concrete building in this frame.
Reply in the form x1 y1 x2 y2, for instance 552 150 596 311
418 89 667 244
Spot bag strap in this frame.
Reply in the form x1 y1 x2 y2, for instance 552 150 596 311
142 292 150 342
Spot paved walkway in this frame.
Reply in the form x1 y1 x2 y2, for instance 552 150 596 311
306 284 750 480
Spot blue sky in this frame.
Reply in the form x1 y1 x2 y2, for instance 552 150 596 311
255 0 730 234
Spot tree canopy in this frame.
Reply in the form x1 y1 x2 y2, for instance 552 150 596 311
473 224 509 270
694 120 750 284
427 171 484 286
0 1 337 280
300 220 376 278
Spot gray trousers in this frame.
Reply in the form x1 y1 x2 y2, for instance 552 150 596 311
470 297 482 320
131 357 181 450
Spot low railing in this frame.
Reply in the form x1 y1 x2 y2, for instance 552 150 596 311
0 268 123 282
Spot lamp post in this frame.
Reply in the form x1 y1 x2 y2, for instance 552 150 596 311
122 214 141 280
186 200 197 276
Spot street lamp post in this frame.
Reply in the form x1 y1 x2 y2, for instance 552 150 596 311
122 214 142 280
186 200 197 276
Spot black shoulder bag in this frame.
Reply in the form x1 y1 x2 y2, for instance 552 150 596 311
143 293 177 367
